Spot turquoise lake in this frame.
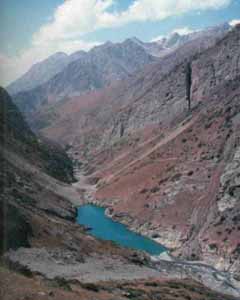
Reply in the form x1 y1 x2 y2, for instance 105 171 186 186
77 204 166 255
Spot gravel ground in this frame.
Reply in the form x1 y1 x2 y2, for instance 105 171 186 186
5 248 161 282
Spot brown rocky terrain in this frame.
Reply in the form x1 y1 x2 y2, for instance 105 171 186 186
93 26 240 276
1 263 238 300
2 24 240 300
1 87 240 300
3 87 239 298
26 24 240 283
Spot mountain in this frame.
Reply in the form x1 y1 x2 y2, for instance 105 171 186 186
155 22 231 51
32 24 240 280
0 87 151 290
44 38 158 97
6 52 71 95
2 87 237 300
2 22 240 299
31 23 233 140
12 38 159 115
11 23 231 118
131 22 231 58
0 86 78 254
0 87 75 183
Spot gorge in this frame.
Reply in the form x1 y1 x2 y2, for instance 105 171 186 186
1 21 240 300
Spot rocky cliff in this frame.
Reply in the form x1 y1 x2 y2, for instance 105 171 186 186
93 26 240 275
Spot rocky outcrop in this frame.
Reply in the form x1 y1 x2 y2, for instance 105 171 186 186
198 145 240 275
218 146 240 212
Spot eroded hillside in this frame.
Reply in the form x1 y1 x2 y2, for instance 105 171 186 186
28 25 240 277
2 22 240 299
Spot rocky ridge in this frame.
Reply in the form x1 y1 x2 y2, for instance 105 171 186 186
7 52 70 95
11 23 230 120
12 40 158 115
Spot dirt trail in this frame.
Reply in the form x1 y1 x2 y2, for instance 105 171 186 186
104 115 198 184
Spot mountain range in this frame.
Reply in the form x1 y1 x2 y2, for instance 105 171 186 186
1 21 240 299
9 23 231 109
13 21 240 272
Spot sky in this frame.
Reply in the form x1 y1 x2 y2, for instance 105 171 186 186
0 0 240 86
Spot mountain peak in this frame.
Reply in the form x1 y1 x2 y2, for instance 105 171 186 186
50 52 68 59
129 36 142 43
124 37 143 45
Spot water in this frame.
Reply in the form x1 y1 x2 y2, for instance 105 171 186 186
77 204 166 255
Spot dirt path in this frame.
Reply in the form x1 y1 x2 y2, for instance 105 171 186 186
104 115 198 184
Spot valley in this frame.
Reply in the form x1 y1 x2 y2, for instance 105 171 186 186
1 22 240 299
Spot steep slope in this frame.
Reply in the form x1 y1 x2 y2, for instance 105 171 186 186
0 88 75 183
34 23 233 153
35 25 240 278
0 89 237 300
97 26 240 275
1 269 237 300
156 22 231 50
11 23 230 118
0 87 77 254
0 87 157 274
12 39 158 115
94 25 240 273
7 52 71 95
2 89 237 299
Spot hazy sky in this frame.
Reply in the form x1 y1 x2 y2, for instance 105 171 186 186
0 0 240 86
